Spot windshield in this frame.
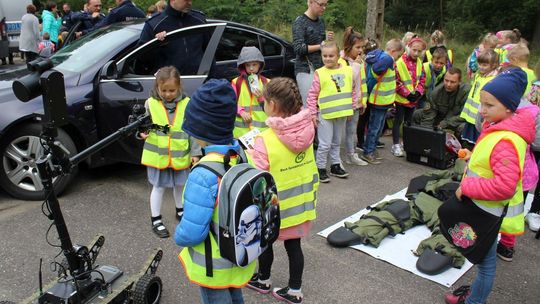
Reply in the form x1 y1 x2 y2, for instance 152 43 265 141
52 26 140 74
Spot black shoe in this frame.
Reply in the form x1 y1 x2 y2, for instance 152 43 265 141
176 208 184 221
329 164 348 178
246 274 271 294
318 168 330 183
152 221 170 238
496 243 514 262
376 141 385 148
272 287 303 304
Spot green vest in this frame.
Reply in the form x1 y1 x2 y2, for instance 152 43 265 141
368 67 396 106
178 153 256 288
316 65 354 119
141 97 191 169
232 76 269 138
523 67 535 98
338 57 368 107
460 74 495 124
260 129 319 229
423 62 446 93
465 130 527 235
395 56 423 104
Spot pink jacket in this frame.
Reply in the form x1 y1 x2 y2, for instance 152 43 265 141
395 53 426 108
252 109 316 239
519 105 540 191
462 108 536 200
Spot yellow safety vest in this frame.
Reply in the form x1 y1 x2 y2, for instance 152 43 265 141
495 47 508 65
316 65 354 119
522 67 535 98
141 97 191 169
460 74 495 124
368 67 396 106
338 57 368 107
260 129 319 229
232 76 269 138
426 48 453 65
395 56 423 105
423 62 446 93
178 153 256 288
466 130 527 235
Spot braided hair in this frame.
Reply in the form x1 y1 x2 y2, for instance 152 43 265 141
263 77 303 117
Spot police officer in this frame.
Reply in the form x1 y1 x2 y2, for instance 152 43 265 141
92 0 145 29
71 0 105 38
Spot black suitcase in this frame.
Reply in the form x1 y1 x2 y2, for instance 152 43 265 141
402 125 455 169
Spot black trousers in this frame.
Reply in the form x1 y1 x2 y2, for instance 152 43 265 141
257 238 303 289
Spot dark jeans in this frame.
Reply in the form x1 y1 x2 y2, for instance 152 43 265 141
392 104 415 145
24 51 38 64
357 105 370 148
258 238 303 289
364 106 388 155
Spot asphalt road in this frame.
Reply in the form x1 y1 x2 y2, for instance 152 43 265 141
1 137 539 303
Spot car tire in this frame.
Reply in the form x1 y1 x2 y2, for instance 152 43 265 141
0 124 78 200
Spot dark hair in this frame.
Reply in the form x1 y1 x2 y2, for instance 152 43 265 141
446 67 462 80
46 1 57 11
477 48 499 66
151 66 182 99
263 77 302 117
363 38 379 54
27 4 37 14
342 26 364 57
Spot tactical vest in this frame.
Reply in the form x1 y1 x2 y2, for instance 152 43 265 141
260 129 319 229
338 57 368 107
423 62 446 93
460 74 495 124
395 56 423 105
232 76 269 138
141 97 191 169
368 67 396 106
316 65 354 119
178 153 256 288
465 130 527 235
523 67 535 98
426 48 453 65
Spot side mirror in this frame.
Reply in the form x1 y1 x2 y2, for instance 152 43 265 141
100 60 118 80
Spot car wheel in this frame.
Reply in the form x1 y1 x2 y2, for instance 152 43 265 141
0 124 78 200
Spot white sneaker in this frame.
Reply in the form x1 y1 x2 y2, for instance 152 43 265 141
345 153 368 166
391 144 404 157
525 212 540 232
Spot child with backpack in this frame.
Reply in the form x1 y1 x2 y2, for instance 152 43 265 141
38 32 55 58
139 66 201 238
246 78 319 304
495 29 521 65
174 79 257 303
467 32 498 79
232 46 269 139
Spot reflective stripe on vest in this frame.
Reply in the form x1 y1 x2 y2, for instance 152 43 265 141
460 74 495 124
466 131 527 235
179 153 256 288
338 57 368 107
260 128 319 229
233 77 269 138
423 62 446 93
395 56 423 105
368 68 396 106
317 65 354 119
141 97 191 169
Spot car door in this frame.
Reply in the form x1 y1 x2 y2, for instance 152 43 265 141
96 23 225 164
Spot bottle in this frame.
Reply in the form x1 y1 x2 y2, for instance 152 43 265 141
247 74 259 93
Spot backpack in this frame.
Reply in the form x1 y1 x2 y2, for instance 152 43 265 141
38 41 54 58
195 151 280 276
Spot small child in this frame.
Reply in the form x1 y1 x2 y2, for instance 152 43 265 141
392 37 426 157
527 60 540 106
361 38 403 164
339 26 368 166
525 60 540 232
423 47 448 95
445 68 535 304
232 46 269 139
307 40 356 182
38 32 55 58
460 49 499 145
495 29 521 65
467 32 498 79
246 77 319 304
425 30 453 68
139 66 201 238
174 79 255 302
507 44 535 97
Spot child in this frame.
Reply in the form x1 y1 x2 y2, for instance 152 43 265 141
425 30 453 68
445 68 534 304
307 41 356 182
139 66 201 238
38 32 55 58
339 27 368 166
495 29 521 65
467 32 498 79
423 47 448 95
246 77 319 304
174 79 256 303
392 37 426 157
361 38 403 164
232 46 269 139
460 49 499 145
507 44 535 97
526 60 540 232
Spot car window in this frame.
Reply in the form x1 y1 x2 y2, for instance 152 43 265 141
259 36 282 56
215 27 258 62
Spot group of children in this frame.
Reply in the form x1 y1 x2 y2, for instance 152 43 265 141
135 24 540 304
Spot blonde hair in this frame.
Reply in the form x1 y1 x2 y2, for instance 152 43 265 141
498 29 521 44
155 0 166 12
386 38 404 52
402 32 416 45
263 77 303 117
431 30 445 45
477 49 499 66
507 44 530 64
151 66 182 99
321 40 339 54
482 33 498 49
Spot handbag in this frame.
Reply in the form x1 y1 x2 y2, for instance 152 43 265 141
438 194 508 264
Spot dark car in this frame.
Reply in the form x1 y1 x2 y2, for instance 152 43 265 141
0 19 295 200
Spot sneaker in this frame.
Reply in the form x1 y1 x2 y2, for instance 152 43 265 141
246 274 271 294
444 285 470 304
330 164 349 178
525 212 540 232
355 144 364 153
361 153 381 164
318 168 330 183
496 243 514 262
376 141 385 148
272 287 303 304
345 153 368 166
391 144 404 157
373 149 383 160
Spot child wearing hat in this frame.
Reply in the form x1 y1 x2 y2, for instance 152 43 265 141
445 68 535 304
174 79 256 303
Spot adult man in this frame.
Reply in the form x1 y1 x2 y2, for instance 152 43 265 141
91 0 145 31
137 0 207 75
412 67 470 133
61 3 73 31
71 0 105 37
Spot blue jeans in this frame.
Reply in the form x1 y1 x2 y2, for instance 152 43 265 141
200 287 244 304
364 106 388 155
465 240 497 304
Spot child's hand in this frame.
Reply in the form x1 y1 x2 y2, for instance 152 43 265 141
191 156 200 166
139 132 149 140
455 186 463 201
155 31 167 41
326 31 335 41
241 112 252 124
457 149 472 160
312 115 319 128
